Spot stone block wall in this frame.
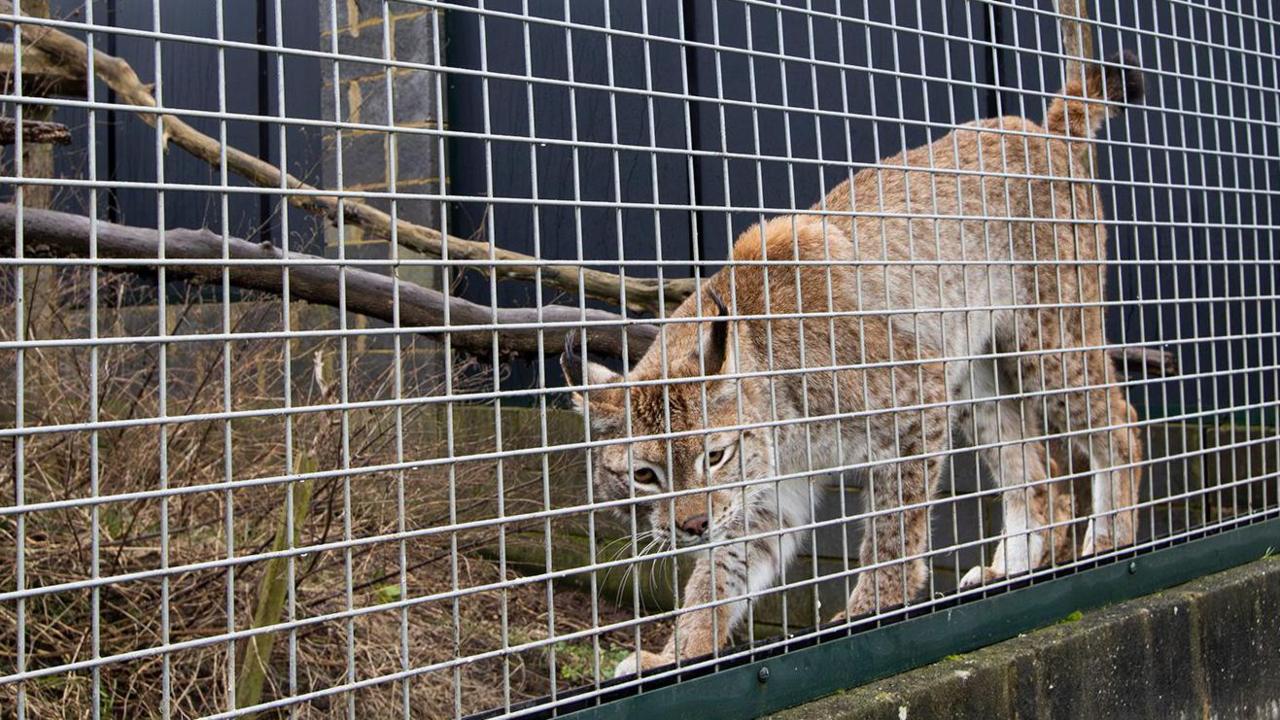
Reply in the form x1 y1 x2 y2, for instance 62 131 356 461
318 1 446 379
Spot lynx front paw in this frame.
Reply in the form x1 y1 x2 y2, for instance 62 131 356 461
839 567 918 621
958 564 1003 590
1080 521 1108 557
612 649 672 679
1082 510 1137 557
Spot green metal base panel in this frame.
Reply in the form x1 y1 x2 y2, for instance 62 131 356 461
562 518 1280 720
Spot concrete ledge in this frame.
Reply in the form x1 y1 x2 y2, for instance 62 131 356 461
768 556 1280 720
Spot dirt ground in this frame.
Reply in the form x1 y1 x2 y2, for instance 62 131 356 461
0 278 664 719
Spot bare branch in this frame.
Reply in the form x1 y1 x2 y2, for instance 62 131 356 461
0 3 1171 381
0 117 70 145
0 5 694 315
0 41 86 97
0 203 657 362
1110 346 1179 381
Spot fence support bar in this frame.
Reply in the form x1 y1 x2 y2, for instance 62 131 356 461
234 463 315 713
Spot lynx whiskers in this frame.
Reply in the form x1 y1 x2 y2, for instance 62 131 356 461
564 52 1146 677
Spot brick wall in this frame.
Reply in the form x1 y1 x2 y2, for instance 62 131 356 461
319 1 445 381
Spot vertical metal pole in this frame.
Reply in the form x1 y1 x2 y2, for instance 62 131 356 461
11 4 27 716
149 2 171 716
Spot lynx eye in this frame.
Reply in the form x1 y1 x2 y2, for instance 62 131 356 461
633 467 660 487
705 445 734 469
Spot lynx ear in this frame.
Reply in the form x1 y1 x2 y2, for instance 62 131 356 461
561 331 620 395
560 333 624 433
696 289 732 376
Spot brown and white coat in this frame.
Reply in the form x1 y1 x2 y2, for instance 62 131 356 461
564 53 1146 677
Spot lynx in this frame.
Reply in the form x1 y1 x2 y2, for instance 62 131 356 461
563 53 1145 677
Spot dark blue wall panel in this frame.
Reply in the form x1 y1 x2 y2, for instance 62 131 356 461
994 0 1280 420
445 0 695 391
41 0 322 252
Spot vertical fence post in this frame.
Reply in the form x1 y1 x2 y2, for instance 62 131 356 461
234 455 316 713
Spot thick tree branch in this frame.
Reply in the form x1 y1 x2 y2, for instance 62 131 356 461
0 41 86 96
0 4 694 315
1 202 1175 382
0 204 657 362
1111 346 1178 382
0 116 70 145
1056 0 1097 176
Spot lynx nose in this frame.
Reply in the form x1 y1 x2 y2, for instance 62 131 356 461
679 514 709 537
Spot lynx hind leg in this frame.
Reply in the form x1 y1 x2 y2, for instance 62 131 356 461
959 397 1053 589
1020 343 1143 558
1045 455 1078 564
843 459 938 618
1078 389 1143 555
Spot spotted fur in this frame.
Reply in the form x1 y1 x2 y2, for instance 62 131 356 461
567 53 1145 676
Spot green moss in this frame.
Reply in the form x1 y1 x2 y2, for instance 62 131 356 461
374 584 401 604
1058 610 1084 624
550 642 632 684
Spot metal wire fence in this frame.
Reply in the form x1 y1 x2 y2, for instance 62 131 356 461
2 0 1278 718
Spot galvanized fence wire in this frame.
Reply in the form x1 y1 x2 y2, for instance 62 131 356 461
2 0 1278 718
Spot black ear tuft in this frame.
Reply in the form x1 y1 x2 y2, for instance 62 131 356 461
1104 50 1145 105
560 331 582 385
701 289 730 375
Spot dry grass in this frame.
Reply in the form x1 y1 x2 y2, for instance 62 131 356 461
0 269 654 719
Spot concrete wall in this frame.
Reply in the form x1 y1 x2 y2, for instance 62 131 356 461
767 555 1280 720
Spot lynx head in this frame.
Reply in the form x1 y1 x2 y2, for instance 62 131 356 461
561 290 774 546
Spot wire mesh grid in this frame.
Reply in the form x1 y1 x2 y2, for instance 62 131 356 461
1 0 1278 717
